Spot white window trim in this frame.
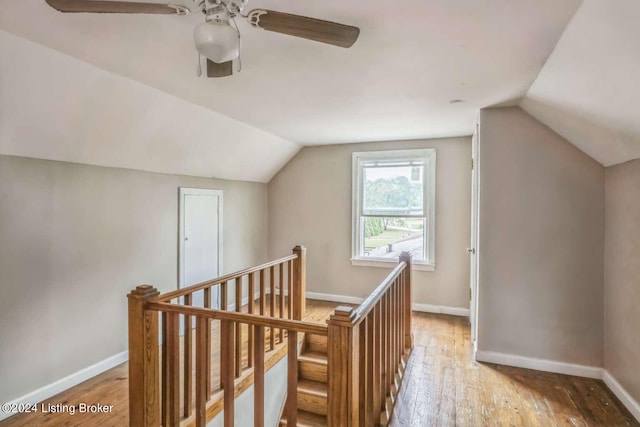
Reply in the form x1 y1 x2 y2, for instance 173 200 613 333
351 148 436 269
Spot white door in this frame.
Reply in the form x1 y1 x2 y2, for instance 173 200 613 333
179 188 222 314
469 123 480 350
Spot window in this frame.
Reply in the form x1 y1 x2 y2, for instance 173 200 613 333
351 149 436 270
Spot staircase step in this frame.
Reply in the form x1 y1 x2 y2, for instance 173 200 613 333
299 352 328 383
305 333 327 354
297 380 328 416
279 410 327 427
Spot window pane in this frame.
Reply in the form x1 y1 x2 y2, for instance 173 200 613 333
363 165 423 216
362 217 424 260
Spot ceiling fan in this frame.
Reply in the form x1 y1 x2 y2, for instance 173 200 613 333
44 0 361 77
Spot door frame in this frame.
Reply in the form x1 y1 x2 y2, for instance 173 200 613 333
469 122 480 354
178 187 224 293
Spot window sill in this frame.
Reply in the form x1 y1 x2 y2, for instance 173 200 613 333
350 258 435 272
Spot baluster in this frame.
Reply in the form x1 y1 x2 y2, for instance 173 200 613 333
396 278 402 369
365 303 381 425
259 270 266 316
254 325 265 427
204 287 212 397
279 262 285 343
221 320 235 427
195 316 208 427
399 272 405 359
235 278 242 378
390 282 396 393
386 291 392 403
183 294 193 418
288 260 293 320
381 294 391 424
396 279 402 375
248 273 255 368
286 330 299 426
220 281 228 310
399 252 413 350
162 311 180 427
269 265 276 351
380 295 388 404
373 303 382 424
359 318 368 425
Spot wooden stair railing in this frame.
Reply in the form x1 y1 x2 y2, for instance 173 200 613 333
277 252 413 427
128 245 310 427
128 247 412 427
326 252 413 427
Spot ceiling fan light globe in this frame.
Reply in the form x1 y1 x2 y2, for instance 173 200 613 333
194 21 239 63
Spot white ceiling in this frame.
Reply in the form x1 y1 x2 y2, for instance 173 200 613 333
0 30 299 182
520 0 640 167
10 0 637 178
0 0 581 147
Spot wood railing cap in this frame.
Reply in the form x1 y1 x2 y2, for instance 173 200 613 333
399 251 413 262
293 245 307 252
328 306 356 325
128 284 159 299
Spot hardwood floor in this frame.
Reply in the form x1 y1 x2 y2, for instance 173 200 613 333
389 312 638 427
2 302 637 426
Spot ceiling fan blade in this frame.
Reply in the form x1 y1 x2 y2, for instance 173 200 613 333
45 0 187 14
207 59 233 78
247 9 359 48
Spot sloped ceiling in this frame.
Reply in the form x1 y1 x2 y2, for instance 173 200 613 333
0 31 299 182
0 0 592 181
520 0 640 167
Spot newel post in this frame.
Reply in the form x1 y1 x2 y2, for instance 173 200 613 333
399 252 413 350
327 307 360 427
292 245 307 320
128 285 160 427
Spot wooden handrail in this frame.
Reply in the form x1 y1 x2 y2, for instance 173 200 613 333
158 254 297 302
146 301 328 335
352 262 406 324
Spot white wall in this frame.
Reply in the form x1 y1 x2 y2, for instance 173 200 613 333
477 107 605 367
0 155 268 405
604 159 640 405
268 138 472 309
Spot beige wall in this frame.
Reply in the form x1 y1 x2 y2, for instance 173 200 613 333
268 138 472 308
477 107 605 366
0 155 268 404
604 159 640 403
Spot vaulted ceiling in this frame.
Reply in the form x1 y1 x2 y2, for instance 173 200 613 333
1 0 638 181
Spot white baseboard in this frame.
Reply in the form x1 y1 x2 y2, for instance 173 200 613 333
474 350 602 379
306 291 470 317
603 370 640 422
306 291 364 305
0 351 128 422
412 303 470 317
266 288 289 296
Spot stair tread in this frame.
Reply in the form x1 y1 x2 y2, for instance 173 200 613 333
280 410 327 427
298 379 327 396
299 351 328 364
